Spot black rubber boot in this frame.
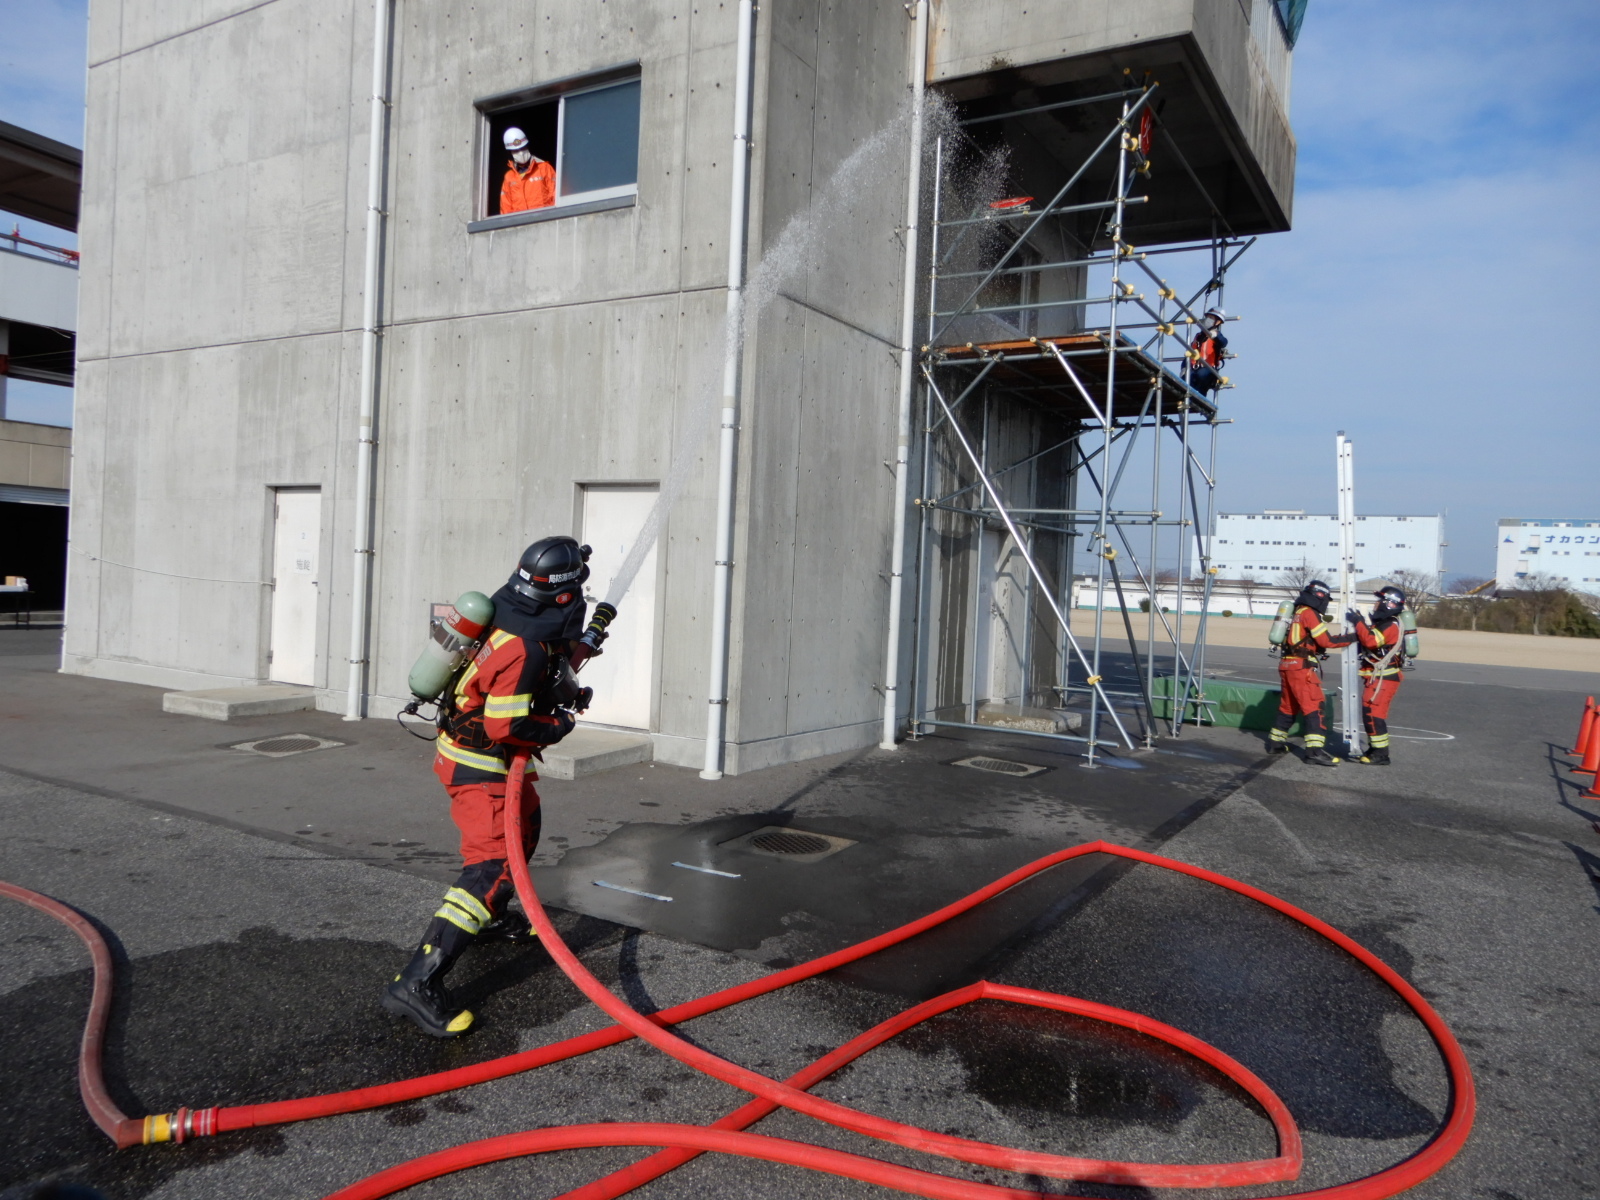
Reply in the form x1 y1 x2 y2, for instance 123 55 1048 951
381 942 474 1038
477 910 538 944
1360 748 1391 766
1304 746 1339 767
1267 741 1289 755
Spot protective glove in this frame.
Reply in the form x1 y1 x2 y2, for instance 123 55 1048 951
1345 609 1366 625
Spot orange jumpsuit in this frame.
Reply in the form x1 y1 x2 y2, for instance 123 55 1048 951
1353 616 1404 754
430 628 573 933
1270 605 1350 751
499 158 555 214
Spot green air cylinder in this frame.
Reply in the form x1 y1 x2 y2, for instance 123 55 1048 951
1400 607 1420 658
408 591 495 701
1268 599 1295 646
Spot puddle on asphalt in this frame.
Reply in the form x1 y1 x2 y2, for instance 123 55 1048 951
899 1000 1246 1131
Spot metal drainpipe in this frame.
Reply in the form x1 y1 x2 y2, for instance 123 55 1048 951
879 0 929 750
700 0 757 779
344 0 394 721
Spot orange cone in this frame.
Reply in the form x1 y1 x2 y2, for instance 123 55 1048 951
1570 696 1596 757
1574 718 1600 778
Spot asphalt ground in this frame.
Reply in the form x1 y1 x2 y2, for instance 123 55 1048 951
1 627 1597 1199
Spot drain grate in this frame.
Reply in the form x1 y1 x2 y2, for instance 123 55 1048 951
720 825 856 863
232 734 345 758
952 756 1047 778
750 830 834 856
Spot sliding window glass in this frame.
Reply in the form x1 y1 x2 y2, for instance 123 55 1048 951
477 70 641 228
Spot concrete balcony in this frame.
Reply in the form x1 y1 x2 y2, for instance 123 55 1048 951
930 0 1298 238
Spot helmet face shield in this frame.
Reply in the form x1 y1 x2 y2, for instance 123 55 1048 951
1374 586 1406 618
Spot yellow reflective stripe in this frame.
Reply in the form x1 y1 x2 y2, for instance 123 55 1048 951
445 888 492 925
489 630 516 649
1309 622 1328 638
436 734 509 775
483 693 532 717
433 902 481 934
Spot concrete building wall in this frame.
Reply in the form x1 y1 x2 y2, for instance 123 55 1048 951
0 249 78 331
1495 518 1600 591
67 0 1294 772
0 419 72 492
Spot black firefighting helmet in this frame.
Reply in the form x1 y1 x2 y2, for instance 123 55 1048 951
511 536 591 607
1374 585 1406 619
1296 580 1333 615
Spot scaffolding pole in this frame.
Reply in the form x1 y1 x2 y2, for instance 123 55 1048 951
896 77 1246 758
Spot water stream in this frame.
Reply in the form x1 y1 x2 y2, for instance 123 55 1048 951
599 95 949 610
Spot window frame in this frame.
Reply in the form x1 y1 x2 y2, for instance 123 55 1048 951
470 63 642 234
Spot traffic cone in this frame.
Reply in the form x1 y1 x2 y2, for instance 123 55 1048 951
1574 718 1600 778
1570 696 1596 757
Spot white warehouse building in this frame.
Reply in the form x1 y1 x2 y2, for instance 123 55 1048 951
1495 519 1600 591
1209 511 1445 584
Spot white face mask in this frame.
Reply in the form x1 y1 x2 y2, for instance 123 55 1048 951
512 148 533 166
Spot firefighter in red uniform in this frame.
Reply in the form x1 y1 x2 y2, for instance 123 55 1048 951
1348 585 1409 766
381 536 594 1038
1269 579 1354 766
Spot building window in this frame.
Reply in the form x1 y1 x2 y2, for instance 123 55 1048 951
473 69 641 231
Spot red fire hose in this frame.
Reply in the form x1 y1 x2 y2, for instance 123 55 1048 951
2 750 1474 1198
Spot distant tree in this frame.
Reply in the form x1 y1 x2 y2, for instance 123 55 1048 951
1385 569 1441 609
1238 575 1263 617
1514 573 1570 637
1274 558 1316 594
1448 575 1493 631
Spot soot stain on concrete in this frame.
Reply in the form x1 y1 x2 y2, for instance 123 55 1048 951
0 917 626 1196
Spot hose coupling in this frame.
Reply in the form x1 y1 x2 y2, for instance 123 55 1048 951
143 1106 218 1144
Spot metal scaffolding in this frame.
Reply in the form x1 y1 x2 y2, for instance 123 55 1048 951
903 80 1254 764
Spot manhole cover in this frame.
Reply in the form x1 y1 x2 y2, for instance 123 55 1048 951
720 825 856 863
952 756 1047 778
231 734 345 758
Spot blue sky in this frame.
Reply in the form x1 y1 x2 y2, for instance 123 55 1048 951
2 1 1595 574
1221 0 1600 577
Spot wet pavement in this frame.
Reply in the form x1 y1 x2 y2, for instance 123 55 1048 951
1 626 1596 1199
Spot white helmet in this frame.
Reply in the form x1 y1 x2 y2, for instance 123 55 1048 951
1203 307 1226 327
502 126 530 152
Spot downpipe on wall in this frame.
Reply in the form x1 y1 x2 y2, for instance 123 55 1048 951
880 0 929 749
700 0 757 779
344 0 394 721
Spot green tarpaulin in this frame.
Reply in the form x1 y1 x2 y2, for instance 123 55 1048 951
1151 673 1333 733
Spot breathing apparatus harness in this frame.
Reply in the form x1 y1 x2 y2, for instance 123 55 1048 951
395 536 619 743
1269 581 1336 672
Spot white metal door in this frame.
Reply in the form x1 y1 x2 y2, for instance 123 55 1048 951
269 489 321 685
580 486 658 728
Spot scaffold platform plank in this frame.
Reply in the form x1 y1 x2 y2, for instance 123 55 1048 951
926 333 1216 422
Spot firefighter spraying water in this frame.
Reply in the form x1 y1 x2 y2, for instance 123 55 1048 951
384 537 619 1038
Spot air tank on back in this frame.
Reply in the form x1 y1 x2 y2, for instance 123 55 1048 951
1400 607 1420 658
408 592 495 702
1268 599 1295 646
